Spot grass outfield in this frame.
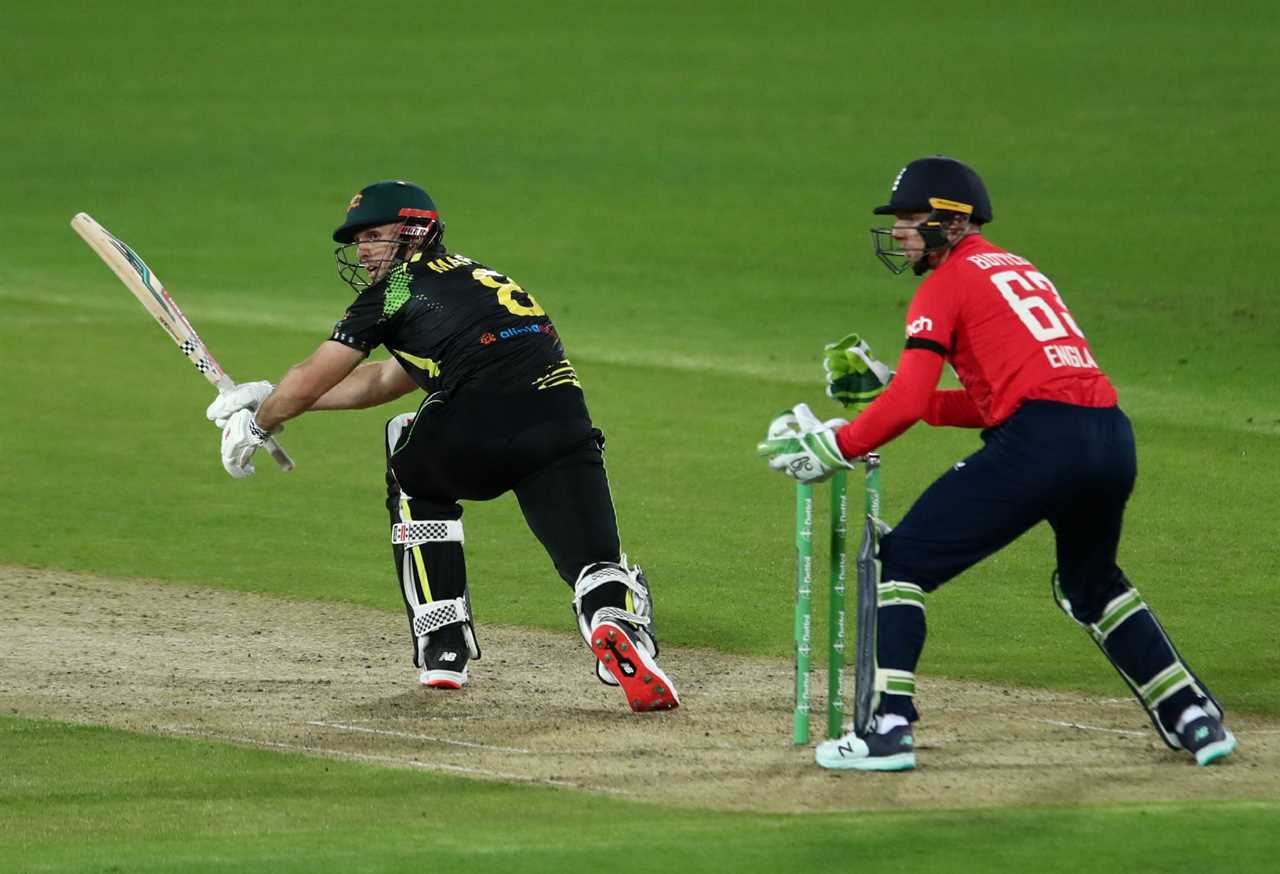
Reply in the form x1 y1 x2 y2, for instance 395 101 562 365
4 717 1275 874
3 1 1278 870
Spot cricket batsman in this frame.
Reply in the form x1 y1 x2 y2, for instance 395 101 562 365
207 180 678 712
760 156 1235 769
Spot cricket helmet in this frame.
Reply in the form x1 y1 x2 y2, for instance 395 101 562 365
333 180 445 291
870 156 991 276
333 179 441 243
872 156 992 224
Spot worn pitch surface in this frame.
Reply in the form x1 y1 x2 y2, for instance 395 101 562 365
3 567 1272 813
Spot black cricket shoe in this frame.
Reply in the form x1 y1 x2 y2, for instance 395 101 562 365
420 630 469 690
815 723 916 771
1177 715 1237 766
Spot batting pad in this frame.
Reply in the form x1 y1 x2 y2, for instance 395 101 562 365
411 597 470 638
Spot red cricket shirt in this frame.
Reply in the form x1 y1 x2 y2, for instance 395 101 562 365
835 235 1117 459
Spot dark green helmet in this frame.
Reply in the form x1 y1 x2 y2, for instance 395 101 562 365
332 180 445 292
332 180 440 243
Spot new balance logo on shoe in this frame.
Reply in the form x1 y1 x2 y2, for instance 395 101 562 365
436 651 459 663
815 725 918 772
590 620 679 712
1176 714 1238 767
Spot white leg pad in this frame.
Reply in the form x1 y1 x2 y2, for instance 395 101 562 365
393 519 464 546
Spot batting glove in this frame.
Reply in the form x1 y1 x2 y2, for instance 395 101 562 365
207 380 274 429
220 408 276 479
823 333 893 413
757 403 855 484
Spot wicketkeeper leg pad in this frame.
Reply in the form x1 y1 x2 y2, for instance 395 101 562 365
1053 570 1220 749
855 511 927 732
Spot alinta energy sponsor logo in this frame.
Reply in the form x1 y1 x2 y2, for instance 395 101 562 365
480 323 555 345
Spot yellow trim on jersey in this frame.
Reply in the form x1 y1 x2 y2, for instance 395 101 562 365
532 360 581 390
928 197 973 214
401 497 434 603
392 349 441 376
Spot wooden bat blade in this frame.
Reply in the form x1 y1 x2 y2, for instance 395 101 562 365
71 212 294 472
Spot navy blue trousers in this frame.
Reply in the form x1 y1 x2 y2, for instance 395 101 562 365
881 400 1135 619
872 401 1198 727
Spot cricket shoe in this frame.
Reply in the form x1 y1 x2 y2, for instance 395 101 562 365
419 641 469 689
1177 715 1237 766
589 612 679 712
815 723 916 772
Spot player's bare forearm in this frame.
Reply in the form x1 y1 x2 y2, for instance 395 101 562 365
310 359 418 411
255 341 365 429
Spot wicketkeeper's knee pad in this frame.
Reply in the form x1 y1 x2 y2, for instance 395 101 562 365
572 558 659 658
1052 570 1220 749
390 491 479 667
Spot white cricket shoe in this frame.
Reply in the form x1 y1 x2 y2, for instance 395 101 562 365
815 724 916 771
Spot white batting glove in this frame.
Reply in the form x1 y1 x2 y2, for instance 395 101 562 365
756 403 854 484
221 408 275 479
207 380 274 428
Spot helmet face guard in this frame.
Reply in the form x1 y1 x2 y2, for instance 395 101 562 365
870 197 974 276
334 208 443 292
869 157 990 276
333 181 443 292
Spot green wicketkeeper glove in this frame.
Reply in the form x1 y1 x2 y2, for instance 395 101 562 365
756 403 856 484
823 332 894 413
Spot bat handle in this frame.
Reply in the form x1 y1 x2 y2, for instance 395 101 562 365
264 436 295 472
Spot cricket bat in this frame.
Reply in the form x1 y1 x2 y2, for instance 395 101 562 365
70 212 294 471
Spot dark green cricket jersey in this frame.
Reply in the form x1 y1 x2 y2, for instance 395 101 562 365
329 251 579 395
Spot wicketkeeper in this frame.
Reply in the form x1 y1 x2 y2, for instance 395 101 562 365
760 156 1235 770
208 180 678 712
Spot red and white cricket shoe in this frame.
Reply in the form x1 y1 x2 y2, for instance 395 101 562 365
590 619 679 712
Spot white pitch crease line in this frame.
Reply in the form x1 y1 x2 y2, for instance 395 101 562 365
1030 718 1147 737
307 720 531 754
156 727 631 793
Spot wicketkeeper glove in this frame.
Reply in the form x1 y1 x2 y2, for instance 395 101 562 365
756 402 855 484
206 380 274 428
823 333 893 413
